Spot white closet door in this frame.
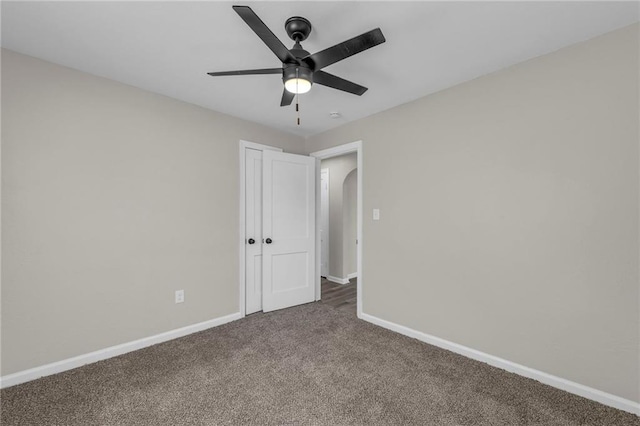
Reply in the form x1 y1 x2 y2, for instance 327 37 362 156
245 148 263 315
262 150 316 312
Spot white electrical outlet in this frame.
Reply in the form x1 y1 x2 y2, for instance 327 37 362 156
373 208 380 220
175 290 184 304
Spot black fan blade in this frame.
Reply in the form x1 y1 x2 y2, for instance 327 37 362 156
280 89 295 107
233 6 299 65
313 71 368 96
304 28 385 70
207 68 282 77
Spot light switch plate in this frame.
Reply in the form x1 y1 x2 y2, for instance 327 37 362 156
373 209 380 220
175 290 184 304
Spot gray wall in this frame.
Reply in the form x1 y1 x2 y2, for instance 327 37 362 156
306 25 640 402
1 49 304 375
320 153 357 279
343 169 357 277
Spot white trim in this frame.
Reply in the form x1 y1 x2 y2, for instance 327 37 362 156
347 272 358 280
239 140 283 153
310 141 363 318
319 167 330 284
360 312 640 416
310 141 361 159
238 140 282 318
0 312 242 389
327 275 350 285
356 147 362 317
314 159 322 301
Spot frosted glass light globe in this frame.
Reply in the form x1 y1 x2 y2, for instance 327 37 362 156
284 78 312 94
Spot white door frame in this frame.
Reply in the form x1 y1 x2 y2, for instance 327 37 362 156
320 168 330 278
238 140 282 318
310 141 363 318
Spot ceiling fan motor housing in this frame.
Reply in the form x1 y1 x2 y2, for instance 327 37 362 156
283 63 313 86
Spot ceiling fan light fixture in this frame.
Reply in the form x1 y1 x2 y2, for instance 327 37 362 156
208 6 386 106
283 65 313 94
284 77 312 94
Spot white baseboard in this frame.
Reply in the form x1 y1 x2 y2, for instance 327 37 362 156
327 275 350 285
360 312 640 416
0 312 242 389
347 272 358 280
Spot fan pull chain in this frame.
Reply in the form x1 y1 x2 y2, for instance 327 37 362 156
296 68 301 126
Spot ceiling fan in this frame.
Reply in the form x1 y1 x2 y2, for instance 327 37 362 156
207 5 386 107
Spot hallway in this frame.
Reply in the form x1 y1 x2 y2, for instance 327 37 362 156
320 277 357 315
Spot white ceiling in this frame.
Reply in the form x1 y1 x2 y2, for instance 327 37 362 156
2 1 638 137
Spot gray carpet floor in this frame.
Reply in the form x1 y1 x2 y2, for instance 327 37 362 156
1 302 638 425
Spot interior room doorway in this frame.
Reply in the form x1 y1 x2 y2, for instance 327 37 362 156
310 141 363 318
317 155 357 314
318 156 357 284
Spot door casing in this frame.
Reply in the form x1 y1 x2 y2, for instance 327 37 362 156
320 168 330 278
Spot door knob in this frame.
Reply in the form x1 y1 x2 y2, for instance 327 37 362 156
265 238 273 244
247 238 255 244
